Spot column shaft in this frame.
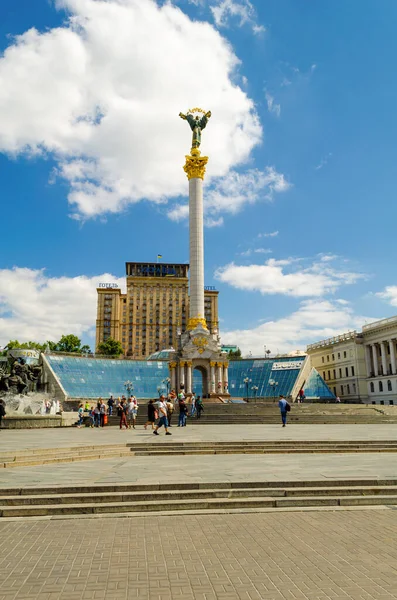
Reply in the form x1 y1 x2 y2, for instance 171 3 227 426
365 345 372 377
179 363 185 389
189 177 205 322
210 363 215 394
186 364 192 395
372 344 379 377
381 342 388 376
390 340 397 375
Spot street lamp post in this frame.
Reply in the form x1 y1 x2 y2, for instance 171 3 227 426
124 380 134 396
243 377 252 401
268 379 278 402
252 385 258 401
157 385 165 398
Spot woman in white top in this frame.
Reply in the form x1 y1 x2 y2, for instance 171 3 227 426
127 396 138 429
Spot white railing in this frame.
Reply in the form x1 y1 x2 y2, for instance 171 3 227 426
307 331 358 351
362 315 397 332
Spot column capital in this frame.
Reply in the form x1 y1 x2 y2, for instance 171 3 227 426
186 361 193 367
179 360 186 367
216 361 223 367
183 154 208 180
169 362 177 369
210 361 217 367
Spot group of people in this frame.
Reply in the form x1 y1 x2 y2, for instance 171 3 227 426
146 390 204 435
76 395 138 428
76 390 203 433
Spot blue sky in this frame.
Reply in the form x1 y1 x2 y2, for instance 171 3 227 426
1 0 397 354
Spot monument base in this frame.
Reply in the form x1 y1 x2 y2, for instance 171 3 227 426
168 324 229 397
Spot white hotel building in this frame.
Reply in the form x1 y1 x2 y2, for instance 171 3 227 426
362 316 397 405
307 315 397 405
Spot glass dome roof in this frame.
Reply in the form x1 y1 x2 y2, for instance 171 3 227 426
146 348 175 361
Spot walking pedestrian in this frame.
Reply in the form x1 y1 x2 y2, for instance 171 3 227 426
153 396 172 436
278 395 290 427
196 396 204 419
118 399 128 430
144 399 156 430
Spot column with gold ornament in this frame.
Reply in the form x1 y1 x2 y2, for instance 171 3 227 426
182 132 209 331
210 361 216 394
186 361 193 394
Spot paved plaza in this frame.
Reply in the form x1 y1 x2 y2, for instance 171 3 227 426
1 510 397 600
1 424 397 599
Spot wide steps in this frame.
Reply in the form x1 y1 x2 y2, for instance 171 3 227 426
2 480 397 517
3 440 397 467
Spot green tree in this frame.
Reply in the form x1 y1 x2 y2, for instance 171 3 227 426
81 344 92 354
4 340 47 352
56 334 82 353
97 338 123 356
228 348 242 360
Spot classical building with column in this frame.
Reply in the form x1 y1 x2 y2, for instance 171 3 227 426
306 332 367 402
362 316 397 404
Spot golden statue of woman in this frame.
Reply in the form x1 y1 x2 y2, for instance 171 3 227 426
179 109 211 152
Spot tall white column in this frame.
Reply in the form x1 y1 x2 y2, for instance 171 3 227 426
179 362 185 390
380 342 388 376
372 344 379 376
210 362 216 394
170 364 176 391
186 362 192 394
189 177 205 325
217 363 223 394
390 340 397 375
223 363 229 393
365 345 372 377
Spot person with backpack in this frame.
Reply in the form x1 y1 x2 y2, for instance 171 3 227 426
178 396 188 427
107 395 115 416
278 395 291 427
196 396 204 419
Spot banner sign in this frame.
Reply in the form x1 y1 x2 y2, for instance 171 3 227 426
271 360 304 371
98 283 119 288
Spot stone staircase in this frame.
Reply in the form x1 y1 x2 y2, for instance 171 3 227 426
3 440 397 468
1 479 397 518
105 402 397 426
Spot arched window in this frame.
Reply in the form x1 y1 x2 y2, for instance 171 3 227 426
370 382 374 393
379 381 383 392
387 380 392 392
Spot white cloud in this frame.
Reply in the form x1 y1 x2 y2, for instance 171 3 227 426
215 257 365 297
259 230 279 238
0 267 124 345
0 0 262 219
167 167 290 226
319 254 338 262
221 299 370 355
265 92 281 118
210 0 265 34
376 286 397 307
